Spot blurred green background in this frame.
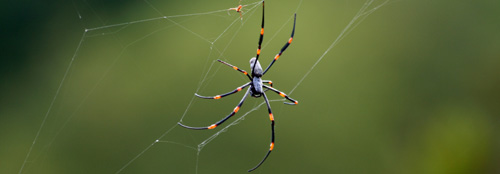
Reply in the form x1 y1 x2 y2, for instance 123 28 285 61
1 0 499 173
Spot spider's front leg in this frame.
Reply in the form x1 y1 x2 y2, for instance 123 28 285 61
217 59 252 80
263 13 296 75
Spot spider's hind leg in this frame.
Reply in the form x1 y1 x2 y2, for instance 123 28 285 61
262 85 298 105
178 88 251 130
195 82 250 99
248 92 274 172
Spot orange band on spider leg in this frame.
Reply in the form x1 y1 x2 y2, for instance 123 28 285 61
274 54 280 60
208 124 217 129
233 66 238 70
260 28 264 35
279 92 286 97
237 87 242 91
214 95 221 99
257 49 261 55
294 101 298 104
288 37 293 43
234 106 240 113
269 113 274 121
270 142 275 150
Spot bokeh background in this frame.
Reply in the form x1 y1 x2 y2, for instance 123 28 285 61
1 0 499 173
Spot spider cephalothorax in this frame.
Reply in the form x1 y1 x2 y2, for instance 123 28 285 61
178 0 297 172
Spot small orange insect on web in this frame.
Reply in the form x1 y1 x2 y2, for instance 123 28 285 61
228 0 246 20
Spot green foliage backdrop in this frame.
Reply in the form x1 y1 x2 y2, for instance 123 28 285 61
1 0 499 173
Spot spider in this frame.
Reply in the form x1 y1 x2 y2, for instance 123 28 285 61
228 0 246 20
178 0 297 172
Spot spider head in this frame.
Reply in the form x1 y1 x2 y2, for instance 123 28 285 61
249 57 263 77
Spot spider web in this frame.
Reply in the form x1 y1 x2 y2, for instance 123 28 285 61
10 0 391 173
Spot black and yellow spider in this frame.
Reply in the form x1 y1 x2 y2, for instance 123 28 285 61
178 1 297 172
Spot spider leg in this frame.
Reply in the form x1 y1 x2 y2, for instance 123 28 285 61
178 88 250 130
239 11 243 20
263 13 296 75
195 82 251 99
252 0 265 74
248 92 274 172
262 80 272 92
217 59 252 80
263 85 298 105
228 0 247 20
262 80 273 87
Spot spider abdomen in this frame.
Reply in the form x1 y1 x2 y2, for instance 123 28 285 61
250 57 263 77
